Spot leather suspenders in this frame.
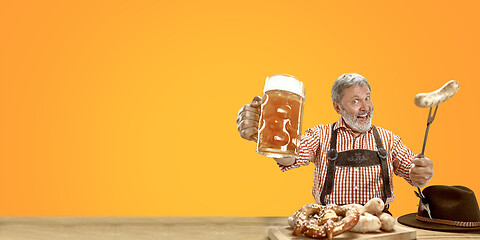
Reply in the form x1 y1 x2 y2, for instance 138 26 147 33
319 123 392 205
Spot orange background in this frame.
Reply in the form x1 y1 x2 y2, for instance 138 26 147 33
1 1 479 216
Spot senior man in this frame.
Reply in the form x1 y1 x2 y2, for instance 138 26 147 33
236 73 433 210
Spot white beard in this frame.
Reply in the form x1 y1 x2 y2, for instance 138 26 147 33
341 108 373 133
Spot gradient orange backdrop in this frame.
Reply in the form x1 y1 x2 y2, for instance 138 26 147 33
1 1 479 216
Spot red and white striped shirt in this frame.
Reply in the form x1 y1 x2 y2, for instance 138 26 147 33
279 118 415 205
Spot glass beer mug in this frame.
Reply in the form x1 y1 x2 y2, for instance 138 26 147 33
256 74 305 158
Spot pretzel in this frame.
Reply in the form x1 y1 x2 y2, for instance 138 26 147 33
288 204 318 228
291 204 360 240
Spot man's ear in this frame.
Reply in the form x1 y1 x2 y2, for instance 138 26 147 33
333 101 342 114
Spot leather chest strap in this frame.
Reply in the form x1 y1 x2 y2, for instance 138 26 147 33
372 126 392 199
320 123 338 205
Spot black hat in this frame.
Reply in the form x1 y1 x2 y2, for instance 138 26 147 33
398 185 480 232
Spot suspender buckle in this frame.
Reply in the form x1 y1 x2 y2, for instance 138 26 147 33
327 149 338 161
377 147 388 159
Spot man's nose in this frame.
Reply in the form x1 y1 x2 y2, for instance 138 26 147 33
359 100 368 111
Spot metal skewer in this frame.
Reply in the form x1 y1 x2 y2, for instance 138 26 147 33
416 105 438 219
412 80 460 220
420 105 439 157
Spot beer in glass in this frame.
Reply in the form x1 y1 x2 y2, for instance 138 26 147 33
256 74 305 158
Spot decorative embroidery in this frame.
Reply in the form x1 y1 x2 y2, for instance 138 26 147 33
416 215 480 227
346 151 368 164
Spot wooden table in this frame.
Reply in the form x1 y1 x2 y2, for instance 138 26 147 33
1 217 479 239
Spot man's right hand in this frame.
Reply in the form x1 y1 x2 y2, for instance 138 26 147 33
236 96 262 142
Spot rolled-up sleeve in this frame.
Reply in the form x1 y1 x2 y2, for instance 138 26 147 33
390 136 415 186
279 126 320 172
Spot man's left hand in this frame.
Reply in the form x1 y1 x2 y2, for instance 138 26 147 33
410 154 433 187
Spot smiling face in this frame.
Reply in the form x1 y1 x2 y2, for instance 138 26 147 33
333 84 374 133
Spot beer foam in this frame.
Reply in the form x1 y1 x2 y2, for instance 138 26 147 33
263 74 305 98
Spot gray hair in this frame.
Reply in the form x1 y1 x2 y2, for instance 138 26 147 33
331 73 371 103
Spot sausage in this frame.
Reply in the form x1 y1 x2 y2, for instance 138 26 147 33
349 212 382 233
346 198 396 233
343 203 366 215
287 213 296 228
378 212 396 231
414 80 460 108
363 198 384 215
344 198 383 216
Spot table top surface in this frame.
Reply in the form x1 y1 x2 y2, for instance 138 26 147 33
1 216 479 240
